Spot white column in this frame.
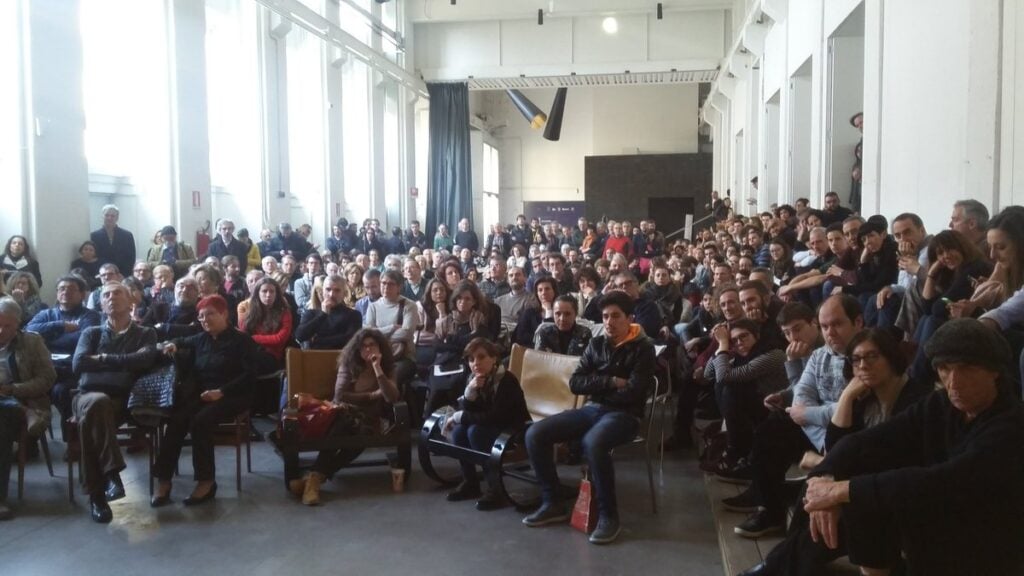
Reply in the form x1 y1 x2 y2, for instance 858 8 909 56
26 0 91 296
168 0 212 253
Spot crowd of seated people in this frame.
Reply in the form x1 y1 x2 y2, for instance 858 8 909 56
0 197 1023 569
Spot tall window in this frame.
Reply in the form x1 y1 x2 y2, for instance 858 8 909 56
482 142 500 228
483 143 500 194
81 0 171 195
0 0 23 210
285 26 327 229
339 0 371 45
342 59 371 223
205 0 263 226
382 81 401 227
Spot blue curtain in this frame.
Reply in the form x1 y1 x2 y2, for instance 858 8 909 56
426 82 473 241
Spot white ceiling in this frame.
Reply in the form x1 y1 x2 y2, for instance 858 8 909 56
408 0 735 23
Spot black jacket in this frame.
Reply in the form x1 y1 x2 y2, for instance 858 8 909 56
813 389 1024 575
824 376 932 451
854 236 899 295
142 302 201 339
171 328 264 397
90 226 136 277
207 237 252 274
569 327 655 417
294 306 362 350
455 230 479 253
458 369 529 429
534 322 592 356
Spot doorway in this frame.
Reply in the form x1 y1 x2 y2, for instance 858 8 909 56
648 197 696 241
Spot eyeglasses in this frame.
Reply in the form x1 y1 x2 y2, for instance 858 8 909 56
847 351 882 366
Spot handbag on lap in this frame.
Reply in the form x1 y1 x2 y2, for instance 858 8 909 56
127 363 178 426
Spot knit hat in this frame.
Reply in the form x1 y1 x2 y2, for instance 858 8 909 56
925 318 1011 373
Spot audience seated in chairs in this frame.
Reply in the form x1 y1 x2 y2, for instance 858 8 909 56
495 266 536 326
513 276 558 348
0 297 56 520
792 320 1024 576
6 272 46 327
294 274 361 351
423 280 494 420
533 295 592 356
287 328 401 506
362 270 418 391
742 328 930 576
152 294 263 509
704 318 787 476
143 275 201 339
443 337 529 511
523 290 655 545
26 275 101 424
414 278 451 368
72 282 159 523
2 235 42 288
240 277 293 370
726 295 863 539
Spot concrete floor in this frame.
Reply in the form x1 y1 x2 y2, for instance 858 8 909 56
0 419 722 576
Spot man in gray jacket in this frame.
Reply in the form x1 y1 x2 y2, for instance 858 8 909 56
0 297 56 520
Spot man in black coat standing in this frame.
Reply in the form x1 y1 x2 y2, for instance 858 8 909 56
90 204 136 278
207 219 251 274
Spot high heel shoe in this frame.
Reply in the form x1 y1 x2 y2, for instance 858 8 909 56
183 482 218 506
150 484 173 508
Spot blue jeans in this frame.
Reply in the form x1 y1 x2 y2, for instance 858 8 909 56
0 396 25 502
863 291 902 330
525 404 639 520
451 423 501 488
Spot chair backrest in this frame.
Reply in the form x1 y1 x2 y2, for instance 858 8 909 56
286 348 342 401
510 344 581 422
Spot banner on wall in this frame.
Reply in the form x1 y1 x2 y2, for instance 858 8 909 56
523 201 586 229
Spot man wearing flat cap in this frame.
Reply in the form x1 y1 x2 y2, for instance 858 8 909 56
146 225 195 279
801 319 1024 576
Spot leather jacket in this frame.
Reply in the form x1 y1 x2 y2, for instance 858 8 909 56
569 325 655 417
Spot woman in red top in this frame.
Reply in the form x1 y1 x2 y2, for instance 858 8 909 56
240 277 293 366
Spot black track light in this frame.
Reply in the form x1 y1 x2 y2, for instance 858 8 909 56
543 88 567 141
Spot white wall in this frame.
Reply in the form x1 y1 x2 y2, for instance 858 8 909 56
705 0 1024 232
414 10 725 81
471 84 700 220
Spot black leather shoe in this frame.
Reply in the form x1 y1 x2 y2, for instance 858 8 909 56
475 491 506 511
90 496 112 524
150 494 172 508
736 563 768 576
104 474 126 502
446 481 481 502
183 482 217 506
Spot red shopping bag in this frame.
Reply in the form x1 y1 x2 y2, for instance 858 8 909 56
571 471 599 534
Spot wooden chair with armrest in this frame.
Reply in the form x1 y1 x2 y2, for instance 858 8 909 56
268 348 412 491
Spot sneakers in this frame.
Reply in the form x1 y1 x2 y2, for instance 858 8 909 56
721 487 761 513
734 509 784 539
302 472 325 506
588 516 621 545
446 481 482 502
715 458 754 485
522 502 570 527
